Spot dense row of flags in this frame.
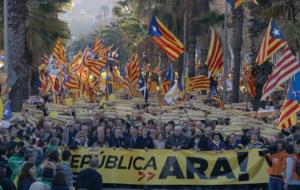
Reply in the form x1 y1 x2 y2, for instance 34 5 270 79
147 11 300 129
36 1 299 129
253 19 300 129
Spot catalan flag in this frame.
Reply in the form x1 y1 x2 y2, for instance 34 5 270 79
187 75 210 91
86 59 106 77
153 63 162 75
38 71 49 95
212 96 225 110
41 54 49 66
91 37 104 54
226 0 244 8
126 54 139 87
226 0 258 8
205 28 223 79
278 73 300 129
64 70 81 90
247 66 256 97
49 76 60 92
52 39 67 65
148 16 184 61
69 53 82 71
120 76 134 97
160 80 171 95
255 20 287 65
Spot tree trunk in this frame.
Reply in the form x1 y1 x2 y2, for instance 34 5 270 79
8 0 29 111
188 39 196 77
196 0 210 76
231 7 244 103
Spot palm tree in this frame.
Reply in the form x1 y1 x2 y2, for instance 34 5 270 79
6 0 71 111
231 6 244 103
7 0 29 111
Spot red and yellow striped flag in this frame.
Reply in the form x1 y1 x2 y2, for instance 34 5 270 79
278 100 299 129
247 66 256 97
255 20 287 65
126 54 139 87
212 96 225 110
187 75 210 92
120 77 134 97
52 39 67 65
69 53 82 72
148 16 184 61
160 80 171 95
205 28 223 79
91 37 104 54
64 72 81 90
227 0 259 8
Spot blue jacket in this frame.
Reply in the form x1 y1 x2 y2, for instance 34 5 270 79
18 179 34 190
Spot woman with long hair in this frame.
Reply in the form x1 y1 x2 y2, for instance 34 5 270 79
17 162 36 190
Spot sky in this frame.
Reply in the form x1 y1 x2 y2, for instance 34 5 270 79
60 0 118 37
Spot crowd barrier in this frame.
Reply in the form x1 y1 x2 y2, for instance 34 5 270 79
70 148 269 185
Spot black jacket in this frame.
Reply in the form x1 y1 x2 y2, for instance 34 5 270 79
123 136 139 149
108 137 124 148
189 136 209 151
136 136 154 149
166 135 189 149
0 171 16 190
76 168 102 190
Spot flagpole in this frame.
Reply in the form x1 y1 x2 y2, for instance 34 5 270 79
158 51 162 84
4 0 9 76
183 10 187 111
223 2 228 103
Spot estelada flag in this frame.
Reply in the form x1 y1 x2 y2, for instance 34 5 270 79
278 73 300 129
148 16 184 61
226 0 259 9
255 20 287 65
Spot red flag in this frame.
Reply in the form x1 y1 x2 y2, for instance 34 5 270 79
205 28 223 79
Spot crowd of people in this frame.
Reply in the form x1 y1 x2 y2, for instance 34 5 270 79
0 114 299 190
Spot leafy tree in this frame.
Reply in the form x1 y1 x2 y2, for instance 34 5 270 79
4 0 71 110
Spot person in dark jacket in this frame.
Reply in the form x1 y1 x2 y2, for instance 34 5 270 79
17 162 36 190
166 126 189 150
136 127 154 150
76 158 102 190
108 128 124 148
0 161 17 190
50 172 69 190
123 126 139 149
226 133 243 150
208 132 226 151
189 128 209 151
